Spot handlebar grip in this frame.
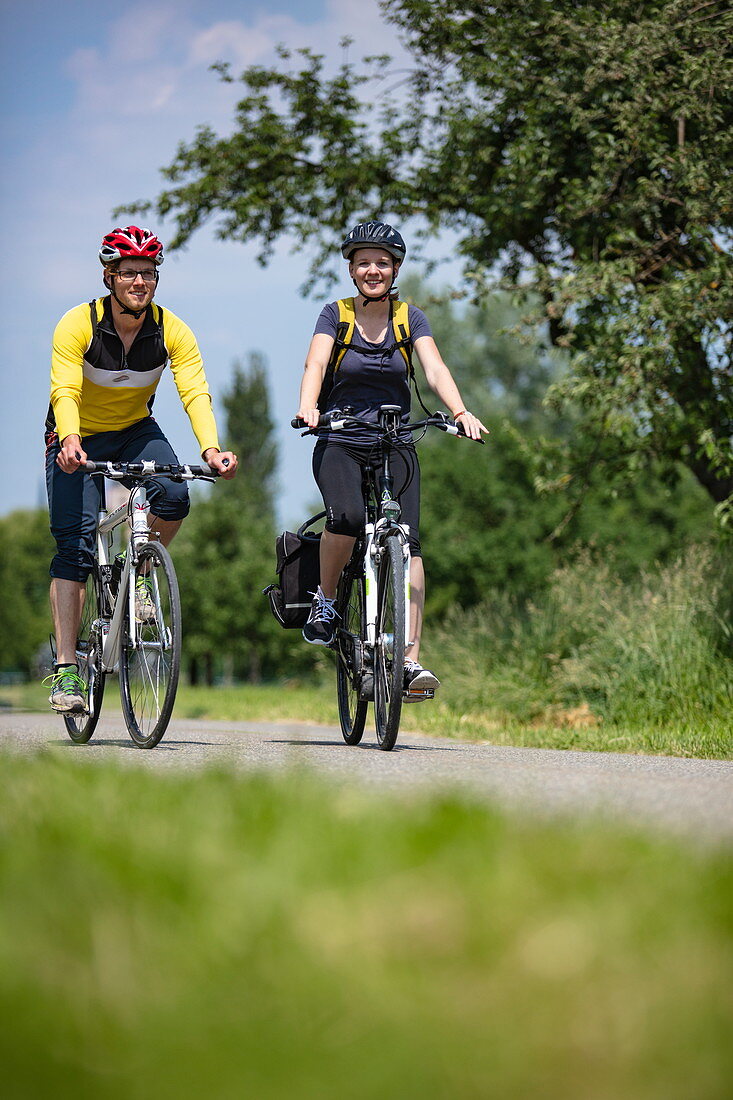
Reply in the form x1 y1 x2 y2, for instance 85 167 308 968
291 413 333 429
456 423 485 443
187 464 220 476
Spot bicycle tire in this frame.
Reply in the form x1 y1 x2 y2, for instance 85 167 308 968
119 541 181 749
335 561 368 745
64 567 106 744
373 535 406 751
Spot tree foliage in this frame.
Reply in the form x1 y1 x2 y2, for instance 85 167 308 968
0 510 54 678
127 0 732 510
410 281 715 612
173 353 319 683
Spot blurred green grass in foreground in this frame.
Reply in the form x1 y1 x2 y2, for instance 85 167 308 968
0 754 731 1099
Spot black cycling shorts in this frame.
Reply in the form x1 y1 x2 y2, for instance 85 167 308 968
312 436 422 557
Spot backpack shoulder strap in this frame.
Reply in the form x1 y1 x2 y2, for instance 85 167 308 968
151 302 165 347
88 298 104 336
329 297 355 372
391 299 413 376
318 298 355 410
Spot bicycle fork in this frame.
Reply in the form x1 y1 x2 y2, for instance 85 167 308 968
364 521 411 650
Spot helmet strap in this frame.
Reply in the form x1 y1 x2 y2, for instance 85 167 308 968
112 290 146 318
352 278 397 307
108 274 150 319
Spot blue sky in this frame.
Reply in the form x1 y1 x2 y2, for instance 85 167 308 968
1 0 456 526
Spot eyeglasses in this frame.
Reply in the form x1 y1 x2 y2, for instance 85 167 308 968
115 270 158 283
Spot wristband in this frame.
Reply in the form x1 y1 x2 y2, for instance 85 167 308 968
453 409 468 419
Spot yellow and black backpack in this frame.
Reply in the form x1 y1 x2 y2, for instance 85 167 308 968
317 297 413 410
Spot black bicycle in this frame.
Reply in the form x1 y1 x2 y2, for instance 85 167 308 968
293 405 480 750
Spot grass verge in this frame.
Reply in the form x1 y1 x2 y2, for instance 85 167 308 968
0 754 731 1100
3 676 732 758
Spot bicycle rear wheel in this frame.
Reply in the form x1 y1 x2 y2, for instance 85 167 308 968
373 535 406 751
119 541 181 749
335 561 368 745
64 567 106 744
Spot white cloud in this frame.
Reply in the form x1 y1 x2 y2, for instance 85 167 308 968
188 18 297 68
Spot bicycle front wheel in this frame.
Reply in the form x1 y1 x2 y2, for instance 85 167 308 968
373 535 406 751
64 567 106 744
119 541 181 749
335 561 368 745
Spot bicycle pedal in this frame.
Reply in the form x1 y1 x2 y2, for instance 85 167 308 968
403 688 435 704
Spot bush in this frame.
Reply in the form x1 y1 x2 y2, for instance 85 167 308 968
432 544 733 732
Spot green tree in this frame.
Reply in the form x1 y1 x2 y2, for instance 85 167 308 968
401 274 567 432
174 353 318 682
127 0 732 513
412 283 714 611
0 510 54 677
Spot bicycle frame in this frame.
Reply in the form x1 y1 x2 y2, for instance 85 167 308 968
87 459 217 683
356 407 413 651
94 482 154 674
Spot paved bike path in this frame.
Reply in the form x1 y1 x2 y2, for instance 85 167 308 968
2 711 731 847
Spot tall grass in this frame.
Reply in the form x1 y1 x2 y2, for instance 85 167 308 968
1 755 731 1100
428 543 733 753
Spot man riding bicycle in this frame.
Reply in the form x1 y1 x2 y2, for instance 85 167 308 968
296 221 487 696
45 225 238 714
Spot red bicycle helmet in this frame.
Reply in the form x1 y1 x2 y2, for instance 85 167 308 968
99 226 164 266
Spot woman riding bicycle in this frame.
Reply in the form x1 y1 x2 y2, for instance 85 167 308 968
296 221 487 695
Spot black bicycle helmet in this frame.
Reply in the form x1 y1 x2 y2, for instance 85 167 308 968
341 221 406 262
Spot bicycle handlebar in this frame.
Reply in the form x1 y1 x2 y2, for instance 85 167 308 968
83 460 221 481
290 409 484 443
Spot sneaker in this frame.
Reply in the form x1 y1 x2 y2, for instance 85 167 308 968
45 665 87 713
302 587 340 646
403 661 440 700
135 575 156 623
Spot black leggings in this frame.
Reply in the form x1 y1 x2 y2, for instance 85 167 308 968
312 437 422 557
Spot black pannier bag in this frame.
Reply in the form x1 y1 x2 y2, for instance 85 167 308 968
263 512 325 628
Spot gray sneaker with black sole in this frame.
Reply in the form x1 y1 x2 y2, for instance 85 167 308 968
45 666 88 714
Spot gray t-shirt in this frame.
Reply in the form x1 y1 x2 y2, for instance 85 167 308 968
314 301 432 443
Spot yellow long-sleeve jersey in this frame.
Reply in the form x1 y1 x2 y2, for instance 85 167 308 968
47 296 219 456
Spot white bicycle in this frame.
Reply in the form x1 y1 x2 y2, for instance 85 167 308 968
293 405 479 750
58 460 218 749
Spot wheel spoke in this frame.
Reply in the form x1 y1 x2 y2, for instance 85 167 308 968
336 562 368 745
373 536 406 751
119 543 181 748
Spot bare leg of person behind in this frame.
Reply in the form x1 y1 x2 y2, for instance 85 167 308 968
132 514 184 621
147 515 182 546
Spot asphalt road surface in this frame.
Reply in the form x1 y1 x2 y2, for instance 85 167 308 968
2 710 731 846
